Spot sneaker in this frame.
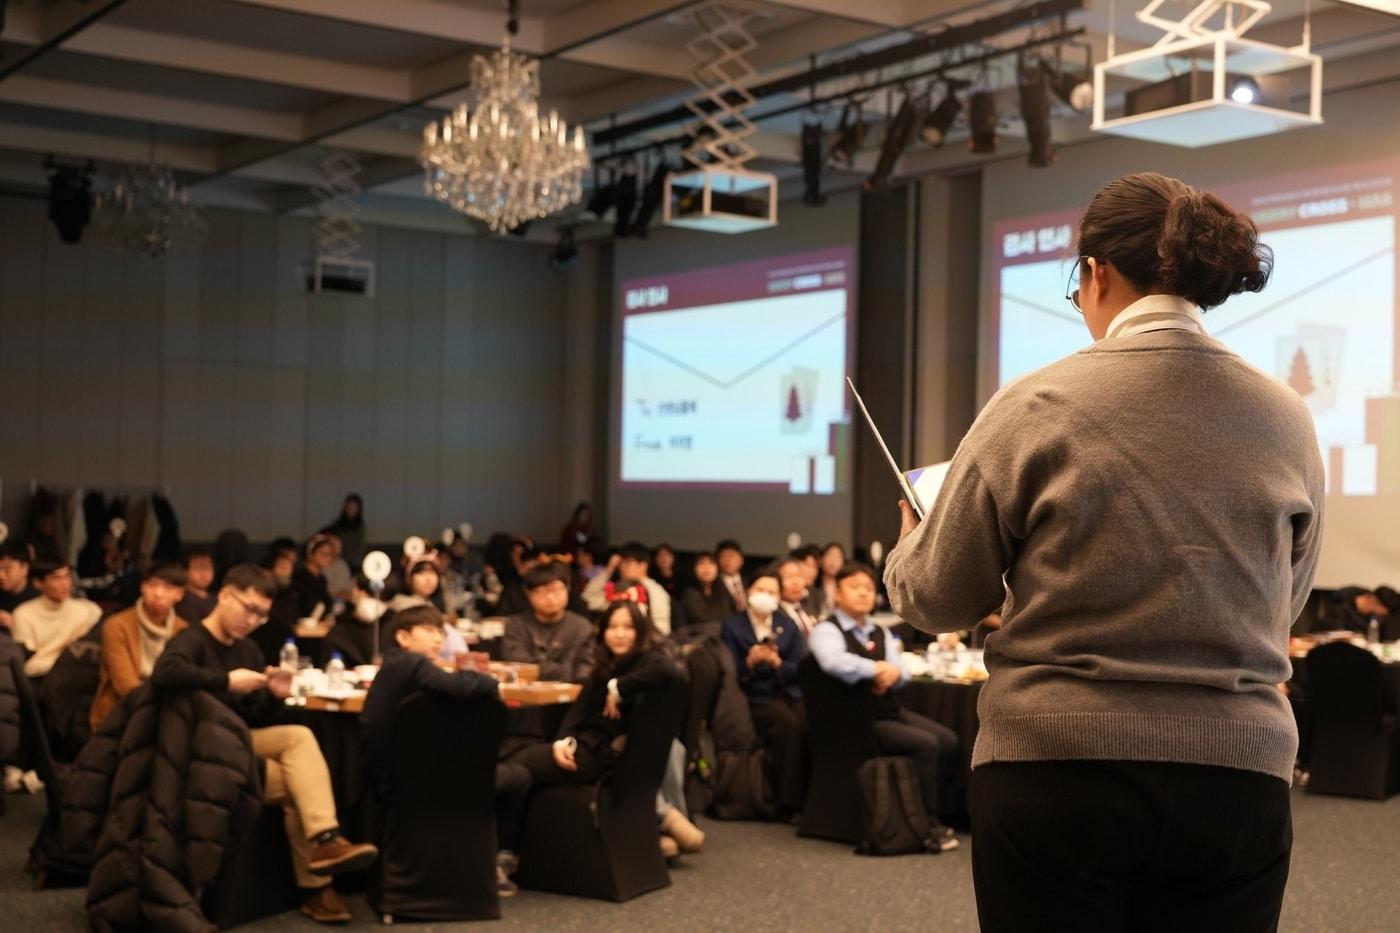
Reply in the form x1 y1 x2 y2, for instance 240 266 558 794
932 825 960 852
20 770 44 795
496 849 519 877
2 765 21 794
659 807 705 853
300 886 352 924
659 834 680 859
496 865 518 897
308 835 379 876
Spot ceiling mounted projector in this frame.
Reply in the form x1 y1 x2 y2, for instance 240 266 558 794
1091 0 1322 148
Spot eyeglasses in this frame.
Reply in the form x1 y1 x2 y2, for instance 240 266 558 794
229 592 271 625
1065 257 1086 314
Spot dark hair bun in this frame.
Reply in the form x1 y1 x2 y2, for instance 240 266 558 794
1157 190 1273 309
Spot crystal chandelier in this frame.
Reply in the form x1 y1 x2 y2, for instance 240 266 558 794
420 1 589 232
93 132 205 258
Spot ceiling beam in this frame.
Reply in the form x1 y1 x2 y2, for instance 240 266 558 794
0 74 303 141
0 119 216 172
0 0 132 83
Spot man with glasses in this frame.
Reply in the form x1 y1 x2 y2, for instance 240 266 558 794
152 563 377 924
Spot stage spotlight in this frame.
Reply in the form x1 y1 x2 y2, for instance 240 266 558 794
920 87 962 147
801 120 825 206
829 100 868 167
864 90 925 193
630 157 670 238
968 91 998 154
1045 61 1094 112
44 156 94 245
1228 76 1260 105
548 226 579 272
1017 59 1054 167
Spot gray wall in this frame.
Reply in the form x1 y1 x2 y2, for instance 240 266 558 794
0 196 570 545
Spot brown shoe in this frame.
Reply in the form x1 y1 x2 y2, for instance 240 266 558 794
308 835 379 876
300 886 352 924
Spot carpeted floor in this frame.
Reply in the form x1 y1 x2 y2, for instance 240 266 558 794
1 786 1397 931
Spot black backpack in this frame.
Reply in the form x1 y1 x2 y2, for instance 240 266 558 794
710 747 777 821
856 757 937 855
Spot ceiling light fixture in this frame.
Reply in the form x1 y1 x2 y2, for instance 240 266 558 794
920 87 962 148
1017 58 1055 167
420 0 590 232
968 91 999 153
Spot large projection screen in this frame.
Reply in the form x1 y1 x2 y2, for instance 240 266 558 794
987 158 1400 590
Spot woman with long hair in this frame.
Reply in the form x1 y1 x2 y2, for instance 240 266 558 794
329 493 366 566
885 172 1321 932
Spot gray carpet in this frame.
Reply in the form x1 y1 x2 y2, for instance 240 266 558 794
0 787 1396 930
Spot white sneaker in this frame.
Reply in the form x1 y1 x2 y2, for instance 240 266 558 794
20 770 44 794
2 765 21 794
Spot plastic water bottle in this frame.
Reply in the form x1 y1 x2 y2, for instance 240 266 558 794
1368 616 1381 646
279 638 299 674
326 652 346 691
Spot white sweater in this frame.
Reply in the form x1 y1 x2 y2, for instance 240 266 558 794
12 596 103 677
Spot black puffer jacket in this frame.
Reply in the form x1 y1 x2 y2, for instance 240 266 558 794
65 684 263 932
0 636 23 766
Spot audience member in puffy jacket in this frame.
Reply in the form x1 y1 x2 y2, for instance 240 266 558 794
151 563 379 925
90 561 188 732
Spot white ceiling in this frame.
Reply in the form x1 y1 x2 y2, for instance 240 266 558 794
0 0 1395 227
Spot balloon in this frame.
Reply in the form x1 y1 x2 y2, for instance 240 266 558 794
441 527 455 546
786 532 802 550
109 517 127 538
870 540 885 566
458 522 474 542
362 550 392 583
403 536 427 561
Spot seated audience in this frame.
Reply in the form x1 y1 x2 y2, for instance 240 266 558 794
89 560 188 732
12 557 102 679
317 527 354 601
817 542 845 618
558 501 597 554
1325 586 1391 635
722 569 807 818
507 601 701 857
809 562 960 851
792 545 825 616
174 546 218 624
582 542 671 634
716 539 747 614
503 561 595 682
328 493 367 566
386 558 468 662
292 535 335 620
776 556 821 637
679 552 732 637
652 544 681 599
252 538 301 666
321 575 384 667
151 564 378 925
0 540 38 629
361 605 528 895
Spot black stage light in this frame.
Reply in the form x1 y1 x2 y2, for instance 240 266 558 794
548 226 579 272
1045 61 1094 112
920 87 962 147
829 100 868 167
801 120 825 206
44 156 94 245
1017 59 1054 167
630 157 670 237
613 166 638 238
864 90 925 193
968 91 998 154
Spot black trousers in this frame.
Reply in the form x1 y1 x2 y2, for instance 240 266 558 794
750 695 807 812
872 707 959 823
970 760 1292 933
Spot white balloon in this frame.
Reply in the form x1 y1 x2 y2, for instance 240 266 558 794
0 521 8 544
458 522 474 542
786 532 802 550
869 540 885 566
362 550 392 583
403 536 427 561
109 517 127 538
441 527 455 546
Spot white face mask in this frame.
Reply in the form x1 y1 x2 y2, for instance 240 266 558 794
748 592 780 616
354 596 384 622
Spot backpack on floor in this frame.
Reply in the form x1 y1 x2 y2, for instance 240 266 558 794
710 747 777 821
856 756 936 856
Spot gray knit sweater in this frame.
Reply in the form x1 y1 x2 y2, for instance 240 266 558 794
885 328 1325 782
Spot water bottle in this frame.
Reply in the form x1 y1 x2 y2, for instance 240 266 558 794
279 638 299 674
1368 616 1381 646
326 652 346 691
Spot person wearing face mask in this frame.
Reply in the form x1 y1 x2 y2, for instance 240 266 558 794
722 570 807 819
320 574 386 668
89 560 188 732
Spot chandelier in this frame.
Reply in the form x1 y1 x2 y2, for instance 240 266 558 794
93 137 205 258
420 2 589 231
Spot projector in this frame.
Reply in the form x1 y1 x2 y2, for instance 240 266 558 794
1091 0 1322 147
663 166 777 235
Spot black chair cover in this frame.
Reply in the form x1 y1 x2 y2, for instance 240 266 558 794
1307 641 1400 799
797 654 879 844
203 804 300 930
515 677 685 901
370 692 506 921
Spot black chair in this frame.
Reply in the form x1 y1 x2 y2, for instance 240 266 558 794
203 803 300 929
515 677 685 901
10 655 85 887
797 654 879 844
1306 641 1400 799
370 692 506 922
